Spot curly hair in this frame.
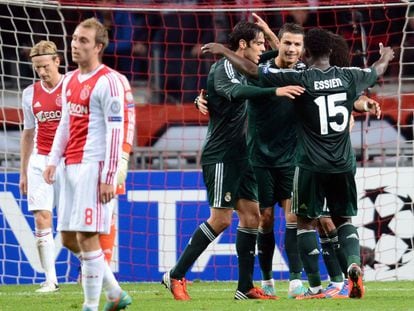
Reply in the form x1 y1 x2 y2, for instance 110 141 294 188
228 21 263 51
329 33 350 67
304 28 332 59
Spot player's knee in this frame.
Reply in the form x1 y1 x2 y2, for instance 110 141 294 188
285 212 297 224
207 218 231 233
61 232 79 253
320 217 336 232
33 210 52 229
259 210 274 228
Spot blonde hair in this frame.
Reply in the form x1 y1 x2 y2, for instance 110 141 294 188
29 40 58 59
78 17 109 55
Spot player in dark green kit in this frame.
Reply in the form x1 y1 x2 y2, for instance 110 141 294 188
201 27 394 299
247 19 308 298
197 18 308 297
162 20 304 301
198 17 349 298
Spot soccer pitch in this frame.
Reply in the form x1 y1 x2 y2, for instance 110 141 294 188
1 280 414 310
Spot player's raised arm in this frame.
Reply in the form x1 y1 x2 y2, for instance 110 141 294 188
371 43 395 77
201 43 259 78
252 13 279 50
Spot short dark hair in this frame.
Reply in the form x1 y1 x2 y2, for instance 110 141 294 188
329 33 350 67
304 28 332 59
228 21 263 51
278 23 305 39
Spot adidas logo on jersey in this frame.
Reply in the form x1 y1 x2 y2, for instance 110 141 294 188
34 101 41 108
346 233 360 240
308 248 320 256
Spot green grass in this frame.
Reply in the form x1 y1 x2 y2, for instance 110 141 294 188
1 280 414 311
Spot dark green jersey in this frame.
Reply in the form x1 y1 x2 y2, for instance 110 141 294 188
201 58 277 165
247 60 306 167
258 65 378 173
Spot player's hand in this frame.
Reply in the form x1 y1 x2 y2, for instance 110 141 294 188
379 43 394 62
100 183 115 204
276 85 305 99
201 43 226 55
252 13 279 49
43 165 56 184
194 89 209 115
19 174 28 195
358 95 382 119
252 13 271 35
117 151 130 186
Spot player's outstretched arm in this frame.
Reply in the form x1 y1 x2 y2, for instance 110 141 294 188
275 85 305 99
201 43 259 78
371 43 395 77
252 13 279 50
353 95 381 119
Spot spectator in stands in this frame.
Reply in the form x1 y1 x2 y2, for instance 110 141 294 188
95 0 136 80
283 0 318 28
156 0 215 104
402 7 414 77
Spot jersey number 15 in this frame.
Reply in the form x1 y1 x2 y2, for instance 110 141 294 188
314 92 348 135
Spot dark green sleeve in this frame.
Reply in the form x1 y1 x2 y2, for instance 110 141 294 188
259 50 278 63
230 84 276 100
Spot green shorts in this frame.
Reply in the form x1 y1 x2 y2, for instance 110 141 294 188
202 160 258 208
292 167 357 218
253 166 294 209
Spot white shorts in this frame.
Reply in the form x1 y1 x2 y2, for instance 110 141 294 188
57 162 114 234
27 154 63 212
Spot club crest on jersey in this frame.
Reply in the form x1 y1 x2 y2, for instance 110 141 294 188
55 94 62 107
80 85 91 100
224 192 232 202
110 99 122 113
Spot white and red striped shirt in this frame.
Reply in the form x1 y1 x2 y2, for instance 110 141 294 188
49 64 124 185
112 71 135 153
22 77 64 155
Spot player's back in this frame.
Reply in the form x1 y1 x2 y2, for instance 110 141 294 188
294 66 376 172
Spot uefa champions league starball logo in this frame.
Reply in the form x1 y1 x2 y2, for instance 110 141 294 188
359 186 414 272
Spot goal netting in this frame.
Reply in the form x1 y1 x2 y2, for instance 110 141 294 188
0 0 413 284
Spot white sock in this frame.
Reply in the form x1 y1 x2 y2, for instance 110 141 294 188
102 262 122 300
289 279 303 290
36 228 57 284
331 281 344 289
81 250 105 309
310 285 323 294
261 279 274 287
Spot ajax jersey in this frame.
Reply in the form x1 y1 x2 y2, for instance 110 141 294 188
22 78 64 155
